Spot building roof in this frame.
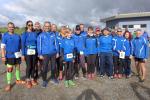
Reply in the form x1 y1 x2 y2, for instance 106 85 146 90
101 12 150 22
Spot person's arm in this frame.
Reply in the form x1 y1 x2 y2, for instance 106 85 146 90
37 35 44 60
1 35 6 63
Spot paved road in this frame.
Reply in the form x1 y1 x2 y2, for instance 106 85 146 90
0 59 150 100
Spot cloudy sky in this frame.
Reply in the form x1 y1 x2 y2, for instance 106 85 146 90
0 0 150 27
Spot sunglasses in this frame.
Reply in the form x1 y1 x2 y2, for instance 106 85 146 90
28 24 33 26
117 31 122 32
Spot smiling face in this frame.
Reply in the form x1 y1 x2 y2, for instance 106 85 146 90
7 23 15 33
103 30 109 36
51 24 57 32
34 22 41 30
136 30 142 37
44 22 51 32
27 21 33 31
125 32 130 39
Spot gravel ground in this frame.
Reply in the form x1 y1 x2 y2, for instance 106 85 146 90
0 59 150 100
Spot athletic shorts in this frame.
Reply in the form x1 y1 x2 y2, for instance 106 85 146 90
134 57 145 63
5 58 21 65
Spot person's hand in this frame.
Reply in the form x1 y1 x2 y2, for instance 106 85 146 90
144 59 147 62
56 53 59 58
1 57 6 63
39 55 44 60
63 61 66 64
21 56 25 61
129 55 133 59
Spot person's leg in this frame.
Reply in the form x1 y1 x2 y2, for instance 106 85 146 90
100 53 105 76
106 53 113 77
41 55 50 87
25 55 32 80
58 56 63 80
126 58 131 77
31 55 38 85
91 54 96 78
87 55 91 79
64 62 69 87
5 64 13 91
41 55 49 82
68 61 76 86
118 59 124 78
74 53 79 78
50 54 57 79
113 56 118 78
140 62 146 81
79 54 86 77
135 60 140 76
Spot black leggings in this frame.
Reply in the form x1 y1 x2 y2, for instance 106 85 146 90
25 55 37 79
41 54 56 81
113 56 124 74
87 54 96 74
64 61 74 80
74 53 86 76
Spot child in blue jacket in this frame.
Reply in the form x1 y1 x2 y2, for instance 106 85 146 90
60 28 76 88
85 26 98 80
132 29 149 82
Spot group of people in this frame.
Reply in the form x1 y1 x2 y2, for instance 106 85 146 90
1 21 149 92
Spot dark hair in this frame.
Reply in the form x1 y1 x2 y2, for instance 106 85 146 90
25 20 33 32
123 31 132 40
7 22 15 27
88 26 93 31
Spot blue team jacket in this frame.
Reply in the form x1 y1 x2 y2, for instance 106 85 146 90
73 33 86 54
37 32 58 56
84 35 98 55
98 35 113 53
61 37 75 62
112 35 126 56
1 32 21 58
131 36 149 59
21 31 37 56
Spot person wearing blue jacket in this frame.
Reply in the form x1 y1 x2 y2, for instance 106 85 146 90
21 20 38 88
94 27 102 76
73 25 86 79
51 24 65 80
98 28 114 79
123 31 132 78
34 22 43 80
132 29 149 82
37 21 59 88
60 28 76 87
112 28 126 79
85 26 98 80
1 22 25 91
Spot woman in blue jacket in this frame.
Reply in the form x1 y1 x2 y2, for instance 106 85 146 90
112 28 126 79
132 29 149 82
85 26 98 80
60 28 76 88
123 31 132 78
21 20 38 88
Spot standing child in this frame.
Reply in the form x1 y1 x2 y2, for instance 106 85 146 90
132 29 149 82
123 31 132 78
60 28 76 87
85 26 98 80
